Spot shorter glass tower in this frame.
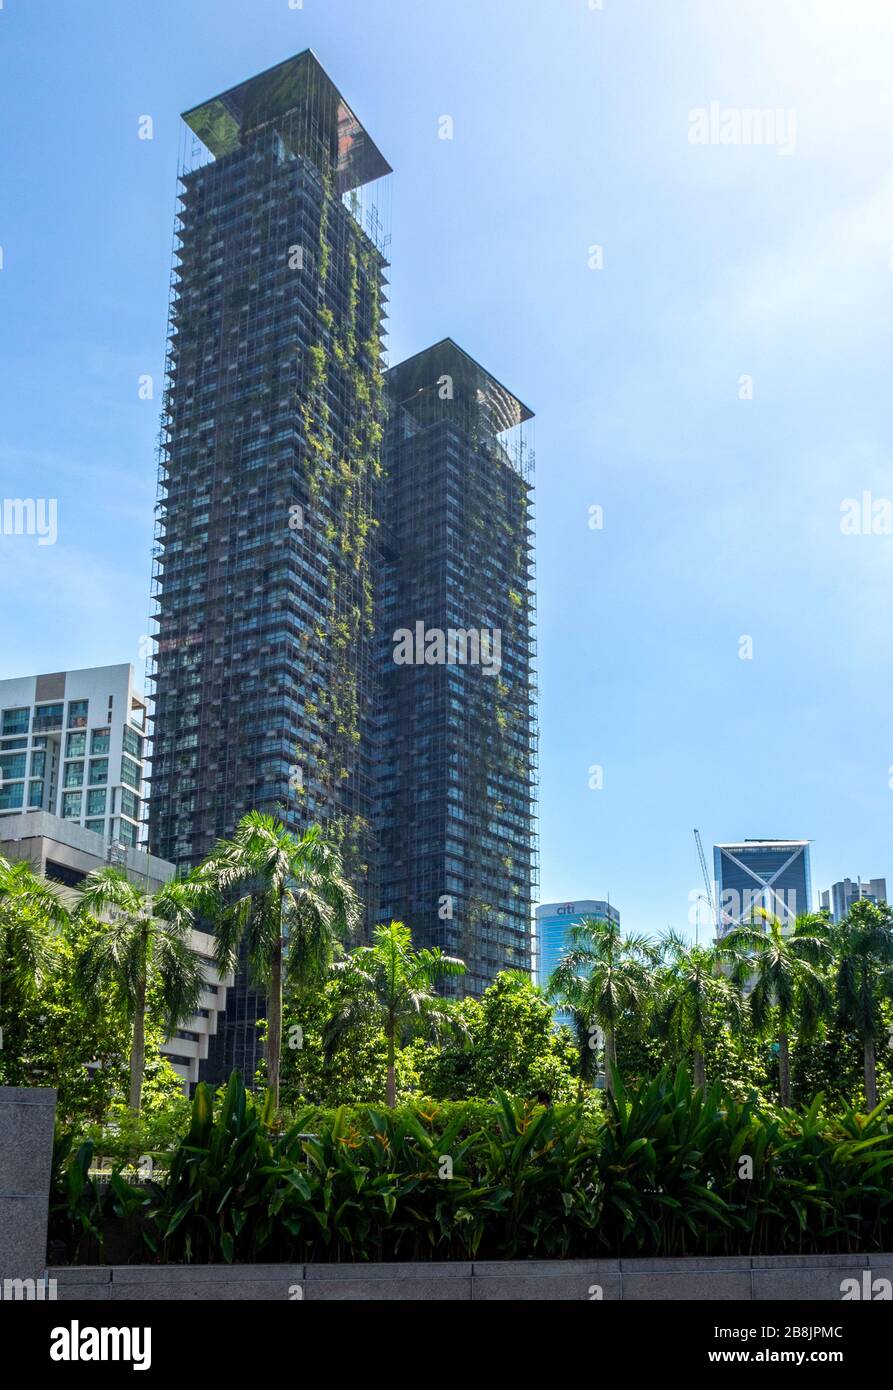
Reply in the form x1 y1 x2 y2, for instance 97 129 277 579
713 840 811 934
535 899 621 1023
374 340 537 995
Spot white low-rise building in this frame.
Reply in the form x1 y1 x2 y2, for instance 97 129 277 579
0 810 232 1091
0 665 148 850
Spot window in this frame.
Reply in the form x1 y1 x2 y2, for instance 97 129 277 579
90 728 110 755
120 756 141 790
62 792 82 819
0 782 24 811
46 860 87 889
85 819 105 835
33 704 63 732
63 761 84 789
122 726 143 759
116 818 137 847
0 738 27 751
119 787 139 820
28 780 43 808
88 759 109 785
0 753 27 781
87 788 107 817
30 751 46 779
67 700 89 728
66 732 86 758
2 708 30 736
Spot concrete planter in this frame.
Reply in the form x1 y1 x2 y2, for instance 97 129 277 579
0 1086 57 1283
46 1254 893 1301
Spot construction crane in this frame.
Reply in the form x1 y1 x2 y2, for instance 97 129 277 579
693 829 716 940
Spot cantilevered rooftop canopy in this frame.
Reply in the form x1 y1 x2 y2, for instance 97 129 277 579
182 49 392 194
388 338 534 434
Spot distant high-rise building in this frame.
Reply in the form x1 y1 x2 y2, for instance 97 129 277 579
146 52 392 1079
820 877 887 923
0 665 148 849
714 840 811 934
147 55 540 1076
535 899 620 1024
374 340 537 995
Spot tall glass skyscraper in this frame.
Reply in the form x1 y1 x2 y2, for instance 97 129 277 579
375 341 538 996
147 52 391 1077
148 58 539 1080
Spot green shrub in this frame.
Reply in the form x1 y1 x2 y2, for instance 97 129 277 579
49 1067 893 1266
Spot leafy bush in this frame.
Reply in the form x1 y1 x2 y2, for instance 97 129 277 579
48 1067 893 1266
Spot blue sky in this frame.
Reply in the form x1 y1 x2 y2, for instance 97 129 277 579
2 0 892 937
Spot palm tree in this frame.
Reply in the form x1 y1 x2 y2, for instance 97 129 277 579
0 853 66 996
833 899 893 1110
554 1001 603 1102
722 912 831 1107
74 869 205 1112
655 931 744 1089
198 813 359 1109
324 920 467 1106
548 916 658 1096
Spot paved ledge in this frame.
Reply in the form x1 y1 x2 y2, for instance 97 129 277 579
43 1255 893 1301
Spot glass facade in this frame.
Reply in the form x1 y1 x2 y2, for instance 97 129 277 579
374 342 537 997
119 757 139 790
122 726 142 759
148 52 392 1083
116 819 137 847
33 704 63 732
0 753 27 781
90 758 110 785
535 900 621 1019
0 783 24 811
63 761 84 789
67 700 89 727
2 709 29 736
66 731 86 757
714 841 812 933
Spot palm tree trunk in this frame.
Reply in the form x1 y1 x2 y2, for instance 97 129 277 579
268 932 283 1110
864 1037 878 1110
386 1025 396 1108
604 1025 617 1095
693 1050 706 1090
778 1030 791 1107
129 974 147 1113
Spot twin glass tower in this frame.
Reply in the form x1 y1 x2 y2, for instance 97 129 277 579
147 52 537 1078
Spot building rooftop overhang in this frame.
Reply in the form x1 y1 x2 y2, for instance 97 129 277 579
181 49 392 192
716 840 809 848
387 338 533 433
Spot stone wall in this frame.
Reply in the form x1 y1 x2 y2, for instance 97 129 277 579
0 1086 56 1283
46 1255 893 1301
